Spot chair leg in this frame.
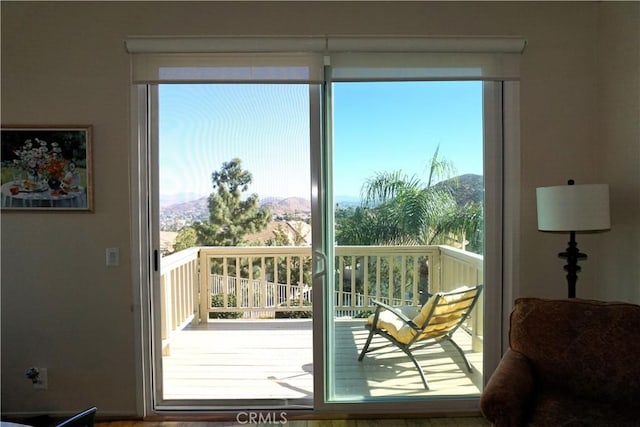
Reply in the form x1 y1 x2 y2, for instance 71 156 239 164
358 327 376 361
406 350 430 390
358 327 431 389
445 336 473 373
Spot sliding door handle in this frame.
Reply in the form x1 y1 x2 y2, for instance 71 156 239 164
313 250 327 280
153 249 159 272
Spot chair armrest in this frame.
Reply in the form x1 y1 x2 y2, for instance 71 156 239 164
480 349 536 427
370 299 419 329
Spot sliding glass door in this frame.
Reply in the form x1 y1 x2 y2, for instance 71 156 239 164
153 83 317 407
323 80 486 403
149 80 491 409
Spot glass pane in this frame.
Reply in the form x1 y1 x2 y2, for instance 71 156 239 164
157 84 314 407
327 81 485 401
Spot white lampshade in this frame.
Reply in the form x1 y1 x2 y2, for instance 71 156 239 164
536 183 610 231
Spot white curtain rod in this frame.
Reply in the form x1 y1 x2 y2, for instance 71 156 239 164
125 35 527 54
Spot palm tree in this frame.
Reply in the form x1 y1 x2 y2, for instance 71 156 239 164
339 146 482 251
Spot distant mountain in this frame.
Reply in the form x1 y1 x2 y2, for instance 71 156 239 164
159 197 210 231
436 173 484 207
161 195 314 219
261 196 310 216
162 196 208 216
159 193 205 208
160 195 311 231
159 176 482 232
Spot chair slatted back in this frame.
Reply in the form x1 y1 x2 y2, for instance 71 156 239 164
410 285 483 345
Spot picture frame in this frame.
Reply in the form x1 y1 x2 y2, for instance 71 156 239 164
1 125 93 211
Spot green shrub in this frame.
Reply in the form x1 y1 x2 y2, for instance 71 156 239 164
209 293 244 319
353 310 373 319
275 299 312 319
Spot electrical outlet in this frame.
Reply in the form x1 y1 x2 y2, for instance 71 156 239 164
33 367 47 389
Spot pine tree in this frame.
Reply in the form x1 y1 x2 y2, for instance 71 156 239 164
193 158 271 246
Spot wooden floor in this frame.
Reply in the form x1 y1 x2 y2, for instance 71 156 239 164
162 319 483 402
97 418 489 426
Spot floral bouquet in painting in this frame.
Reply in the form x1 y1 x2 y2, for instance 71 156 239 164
13 138 67 191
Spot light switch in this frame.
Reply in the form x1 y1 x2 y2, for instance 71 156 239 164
106 248 119 267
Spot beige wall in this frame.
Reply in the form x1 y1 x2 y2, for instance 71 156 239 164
598 3 640 302
1 1 638 416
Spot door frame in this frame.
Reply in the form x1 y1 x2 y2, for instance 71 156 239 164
129 79 521 416
130 84 155 416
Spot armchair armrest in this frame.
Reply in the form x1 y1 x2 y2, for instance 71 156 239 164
481 349 536 427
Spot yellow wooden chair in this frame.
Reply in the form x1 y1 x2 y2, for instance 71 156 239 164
358 285 483 389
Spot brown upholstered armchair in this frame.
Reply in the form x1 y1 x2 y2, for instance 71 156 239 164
481 297 640 426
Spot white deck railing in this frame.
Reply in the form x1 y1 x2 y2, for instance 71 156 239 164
159 245 484 353
159 246 200 355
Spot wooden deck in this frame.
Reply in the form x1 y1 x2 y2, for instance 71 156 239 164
162 319 483 402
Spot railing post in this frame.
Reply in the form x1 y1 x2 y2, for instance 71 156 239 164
190 257 199 326
338 255 344 311
171 269 179 332
199 249 209 324
472 291 484 352
261 257 267 313
160 274 171 355
387 255 394 303
248 256 254 313
473 266 484 352
430 249 442 294
286 255 292 308
363 255 369 307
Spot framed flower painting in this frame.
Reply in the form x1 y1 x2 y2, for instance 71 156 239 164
1 126 93 211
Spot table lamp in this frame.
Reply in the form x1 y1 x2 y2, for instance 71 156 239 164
536 179 610 298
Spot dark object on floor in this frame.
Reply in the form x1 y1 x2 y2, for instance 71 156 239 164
56 407 97 427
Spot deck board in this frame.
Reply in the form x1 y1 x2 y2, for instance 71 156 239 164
162 319 482 401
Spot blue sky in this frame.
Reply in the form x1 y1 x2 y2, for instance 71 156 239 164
159 81 482 201
333 81 483 197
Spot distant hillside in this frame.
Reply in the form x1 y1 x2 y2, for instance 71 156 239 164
162 196 209 218
161 196 312 219
159 176 482 233
160 195 312 231
159 193 204 208
435 173 484 207
260 196 311 216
